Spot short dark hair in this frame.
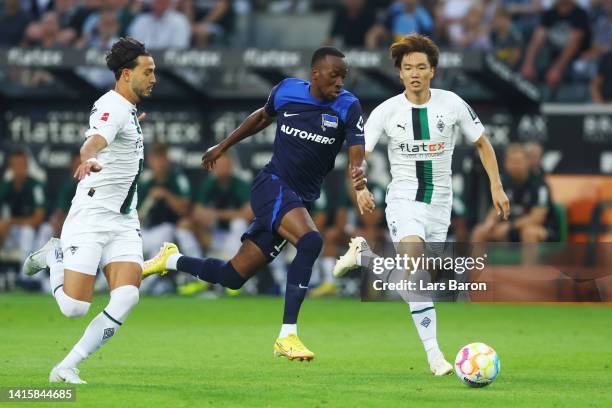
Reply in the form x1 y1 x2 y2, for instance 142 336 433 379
106 37 150 80
390 34 439 69
311 47 345 67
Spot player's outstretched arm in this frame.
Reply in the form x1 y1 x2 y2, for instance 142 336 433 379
474 134 510 220
202 107 274 170
348 144 374 215
74 134 108 181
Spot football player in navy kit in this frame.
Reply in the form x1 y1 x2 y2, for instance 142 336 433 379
142 47 374 361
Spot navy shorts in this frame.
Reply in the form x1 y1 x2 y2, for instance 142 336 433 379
241 170 311 262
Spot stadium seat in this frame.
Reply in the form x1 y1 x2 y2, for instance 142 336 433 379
567 198 598 242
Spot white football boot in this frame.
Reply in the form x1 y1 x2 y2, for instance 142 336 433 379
430 355 453 376
49 366 87 384
23 237 61 276
332 236 369 278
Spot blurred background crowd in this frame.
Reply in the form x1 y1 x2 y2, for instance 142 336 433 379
0 0 611 101
2 138 588 297
1 0 611 297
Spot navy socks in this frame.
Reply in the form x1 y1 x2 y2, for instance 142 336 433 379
177 256 247 290
283 231 323 324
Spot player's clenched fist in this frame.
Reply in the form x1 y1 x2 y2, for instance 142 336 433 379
74 158 102 181
202 144 224 171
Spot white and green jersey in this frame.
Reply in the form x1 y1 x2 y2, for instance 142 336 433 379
73 90 145 214
365 89 484 207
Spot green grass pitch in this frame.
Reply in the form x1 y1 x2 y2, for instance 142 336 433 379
1 293 611 407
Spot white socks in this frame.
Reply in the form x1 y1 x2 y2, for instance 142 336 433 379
408 301 442 364
166 253 182 271
58 285 139 369
45 247 90 318
46 246 64 292
279 324 297 338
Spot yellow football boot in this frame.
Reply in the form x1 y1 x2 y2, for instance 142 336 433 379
309 282 338 297
273 334 315 361
142 242 178 278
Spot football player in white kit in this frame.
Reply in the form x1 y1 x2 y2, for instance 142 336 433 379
22 38 156 384
334 34 510 375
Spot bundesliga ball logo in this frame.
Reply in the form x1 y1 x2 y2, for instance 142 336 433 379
454 342 500 387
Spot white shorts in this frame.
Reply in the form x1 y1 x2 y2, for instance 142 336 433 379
60 205 143 275
385 198 451 244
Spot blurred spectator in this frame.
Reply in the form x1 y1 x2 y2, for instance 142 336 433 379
501 0 541 39
591 0 612 50
471 144 559 243
192 154 252 259
344 179 386 256
137 144 201 259
23 0 101 45
524 141 545 179
76 8 120 49
366 0 434 49
448 3 492 50
69 0 104 37
23 9 75 46
52 0 79 34
49 149 80 238
0 148 46 274
310 184 349 297
521 0 591 88
80 0 139 41
0 0 32 46
183 0 236 47
310 177 386 297
590 50 612 102
490 7 523 67
262 0 312 13
18 11 64 86
128 0 191 49
450 194 469 242
21 0 53 20
435 0 473 44
326 0 377 47
574 0 611 78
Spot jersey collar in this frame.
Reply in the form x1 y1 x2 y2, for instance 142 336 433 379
402 89 433 108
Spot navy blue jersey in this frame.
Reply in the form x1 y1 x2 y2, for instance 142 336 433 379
263 78 365 202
